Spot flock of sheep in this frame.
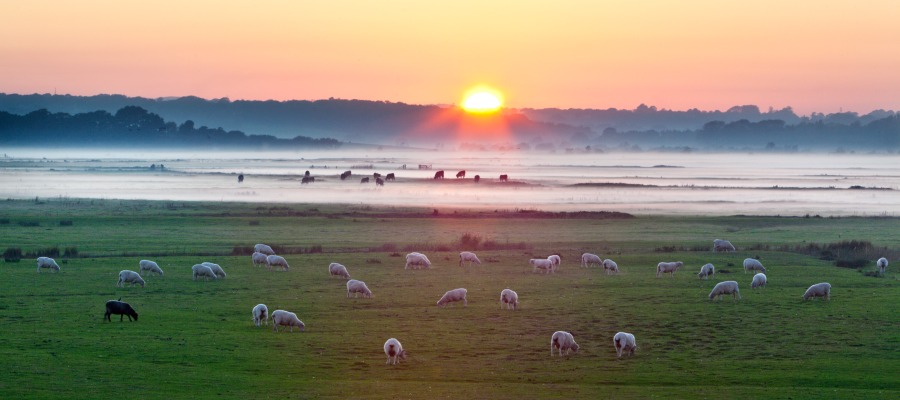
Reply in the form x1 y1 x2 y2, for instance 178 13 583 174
34 237 890 364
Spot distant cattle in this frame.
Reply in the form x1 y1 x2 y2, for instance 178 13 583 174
385 173 395 181
374 172 381 179
499 174 508 182
474 175 480 183
340 170 352 180
434 170 445 180
456 170 466 179
304 170 310 177
301 176 314 184
376 178 384 186
360 177 370 184
238 174 244 183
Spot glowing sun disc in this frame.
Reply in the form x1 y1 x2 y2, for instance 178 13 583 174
462 90 503 113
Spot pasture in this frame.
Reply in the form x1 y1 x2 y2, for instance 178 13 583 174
0 199 898 399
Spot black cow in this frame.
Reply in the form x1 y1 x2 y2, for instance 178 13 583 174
374 172 382 179
434 170 445 180
385 173 395 181
473 175 480 183
499 174 508 182
301 176 312 184
105 299 138 322
360 177 370 184
376 177 384 186
304 170 310 177
340 170 352 180
456 170 466 179
238 174 244 183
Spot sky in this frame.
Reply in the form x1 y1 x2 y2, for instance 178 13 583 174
2 0 899 115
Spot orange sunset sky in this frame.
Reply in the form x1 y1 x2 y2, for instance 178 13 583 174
2 0 898 115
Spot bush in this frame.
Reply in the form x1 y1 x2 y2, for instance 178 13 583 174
0 218 10 225
459 232 483 249
59 220 74 226
365 258 381 264
63 247 79 257
248 220 260 226
231 246 254 256
3 247 22 262
18 221 40 227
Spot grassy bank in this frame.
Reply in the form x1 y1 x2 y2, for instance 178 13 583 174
0 199 897 398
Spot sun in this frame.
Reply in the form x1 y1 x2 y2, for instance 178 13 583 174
461 87 504 113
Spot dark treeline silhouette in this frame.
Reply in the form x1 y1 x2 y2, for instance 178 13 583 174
0 106 342 148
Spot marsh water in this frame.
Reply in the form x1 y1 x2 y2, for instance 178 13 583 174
1 148 898 216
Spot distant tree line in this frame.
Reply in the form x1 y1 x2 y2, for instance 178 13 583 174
0 106 342 148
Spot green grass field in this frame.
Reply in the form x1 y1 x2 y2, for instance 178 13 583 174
1 199 898 399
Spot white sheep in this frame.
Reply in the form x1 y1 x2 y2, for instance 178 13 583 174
384 338 407 365
202 262 226 279
329 263 351 279
876 257 888 275
751 273 767 289
709 280 741 301
139 260 164 276
346 279 373 298
500 288 519 310
405 252 432 269
656 261 684 277
581 253 602 268
697 263 715 280
191 264 218 281
272 310 305 332
613 332 637 358
550 331 579 356
266 255 290 271
602 259 620 274
437 288 467 307
530 258 554 274
252 304 268 327
743 258 766 274
36 257 60 273
803 282 831 301
458 251 482 267
251 252 268 268
254 243 276 255
116 270 146 287
713 239 736 252
548 255 561 272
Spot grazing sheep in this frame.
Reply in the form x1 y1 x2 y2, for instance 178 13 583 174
743 258 766 274
698 263 715 280
252 304 268 327
458 251 482 267
251 252 269 268
116 270 146 288
751 273 767 289
254 243 276 256
360 177 370 184
876 257 888 275
433 170 445 179
581 253 602 268
530 258 554 274
613 332 637 358
602 259 620 275
547 255 561 272
202 262 226 279
36 257 60 273
191 264 218 281
139 259 164 276
405 252 432 270
550 331 579 356
384 338 407 365
500 288 518 310
266 255 290 271
328 263 351 279
105 299 138 322
346 279 373 298
709 281 741 301
436 288 467 307
803 282 831 301
456 170 466 178
713 239 736 252
499 174 508 182
272 310 305 332
656 261 684 277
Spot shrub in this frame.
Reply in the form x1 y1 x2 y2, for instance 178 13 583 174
63 247 79 257
18 221 40 227
459 232 483 250
248 220 260 226
365 258 381 264
3 247 22 262
59 220 74 226
231 246 254 256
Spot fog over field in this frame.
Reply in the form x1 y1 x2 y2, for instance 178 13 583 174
2 148 897 216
